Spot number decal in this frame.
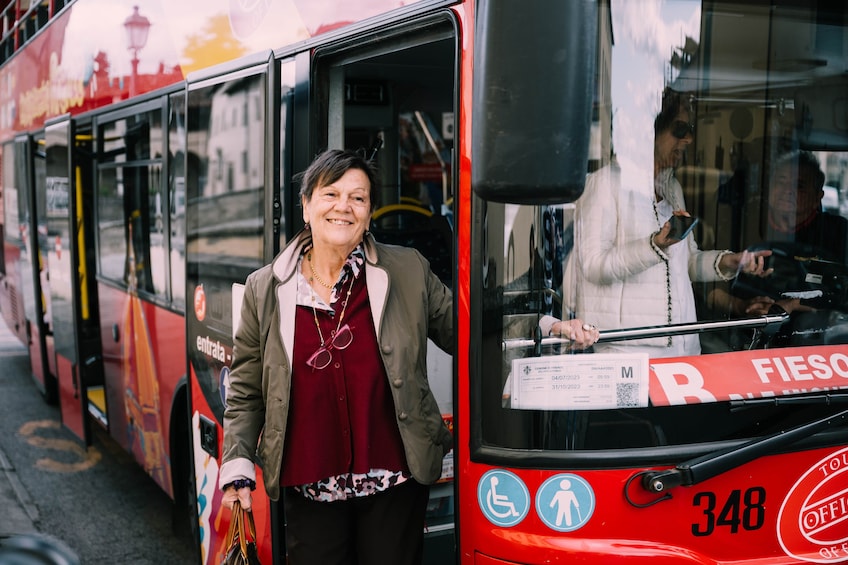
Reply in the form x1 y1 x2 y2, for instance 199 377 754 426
691 487 766 536
716 489 741 533
742 487 766 530
692 491 716 536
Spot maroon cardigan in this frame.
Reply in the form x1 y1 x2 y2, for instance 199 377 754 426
280 274 408 486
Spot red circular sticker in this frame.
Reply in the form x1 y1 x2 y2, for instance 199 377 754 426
194 285 206 322
778 446 848 563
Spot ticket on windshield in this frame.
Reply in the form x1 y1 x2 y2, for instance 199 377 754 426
509 353 650 410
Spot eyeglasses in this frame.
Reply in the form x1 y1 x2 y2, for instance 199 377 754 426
306 323 354 369
670 120 695 139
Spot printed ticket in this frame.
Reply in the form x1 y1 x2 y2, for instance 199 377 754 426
509 353 650 410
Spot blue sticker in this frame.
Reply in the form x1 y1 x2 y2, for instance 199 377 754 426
219 366 230 407
477 469 530 527
535 473 595 532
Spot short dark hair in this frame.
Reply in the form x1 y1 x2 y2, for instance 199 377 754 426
654 87 693 135
297 149 379 212
775 150 825 191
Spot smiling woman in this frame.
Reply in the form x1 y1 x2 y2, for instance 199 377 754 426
299 151 377 303
218 149 456 565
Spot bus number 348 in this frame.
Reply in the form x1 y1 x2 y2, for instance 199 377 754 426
691 487 767 536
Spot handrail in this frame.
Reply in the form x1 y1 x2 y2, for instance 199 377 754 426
502 312 790 351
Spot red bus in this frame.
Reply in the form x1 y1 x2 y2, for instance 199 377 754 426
1 0 848 564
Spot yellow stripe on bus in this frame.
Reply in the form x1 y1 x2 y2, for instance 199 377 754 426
75 166 88 320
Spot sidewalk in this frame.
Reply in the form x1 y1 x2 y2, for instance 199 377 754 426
0 445 38 536
0 320 38 537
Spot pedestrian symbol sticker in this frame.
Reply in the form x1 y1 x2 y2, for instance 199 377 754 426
478 469 530 527
535 473 595 532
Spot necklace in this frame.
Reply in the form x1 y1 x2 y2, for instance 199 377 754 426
308 252 336 289
310 275 353 347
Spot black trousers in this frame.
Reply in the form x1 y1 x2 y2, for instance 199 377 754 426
283 479 430 565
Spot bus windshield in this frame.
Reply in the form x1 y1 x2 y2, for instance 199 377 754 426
474 0 848 456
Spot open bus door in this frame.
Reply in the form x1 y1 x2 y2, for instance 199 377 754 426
43 117 102 445
313 25 458 561
12 133 57 404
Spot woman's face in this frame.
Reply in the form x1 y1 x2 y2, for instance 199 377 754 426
655 109 693 172
302 168 372 253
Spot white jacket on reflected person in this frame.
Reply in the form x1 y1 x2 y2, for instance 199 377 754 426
567 164 732 358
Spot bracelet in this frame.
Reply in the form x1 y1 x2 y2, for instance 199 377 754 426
227 479 256 491
649 231 668 261
714 250 735 281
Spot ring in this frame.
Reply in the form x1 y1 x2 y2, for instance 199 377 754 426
582 323 596 331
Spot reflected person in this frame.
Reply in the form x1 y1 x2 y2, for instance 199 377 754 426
570 87 770 357
717 150 847 317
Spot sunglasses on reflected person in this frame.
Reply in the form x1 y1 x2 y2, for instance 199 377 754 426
671 120 695 139
306 323 354 370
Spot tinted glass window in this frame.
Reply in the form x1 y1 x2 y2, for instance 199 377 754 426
476 0 848 455
45 122 76 361
96 110 166 297
186 71 267 422
169 92 187 310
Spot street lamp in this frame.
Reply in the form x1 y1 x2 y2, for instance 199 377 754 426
123 5 151 96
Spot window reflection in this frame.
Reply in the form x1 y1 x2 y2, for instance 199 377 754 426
479 0 848 452
45 123 77 362
186 74 266 338
97 111 168 298
169 92 187 309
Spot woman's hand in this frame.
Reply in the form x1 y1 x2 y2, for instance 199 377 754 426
745 296 811 316
550 319 600 349
721 249 774 278
743 296 776 316
652 211 691 250
222 485 253 511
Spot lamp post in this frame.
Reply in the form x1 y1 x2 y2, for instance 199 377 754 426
123 5 151 96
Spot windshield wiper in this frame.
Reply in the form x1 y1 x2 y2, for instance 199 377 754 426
626 408 848 507
730 391 848 409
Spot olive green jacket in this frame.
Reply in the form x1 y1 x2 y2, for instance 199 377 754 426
219 229 454 501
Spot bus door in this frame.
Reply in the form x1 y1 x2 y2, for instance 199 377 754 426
43 117 96 444
93 98 184 496
70 122 105 439
311 18 458 562
185 55 280 565
10 133 57 403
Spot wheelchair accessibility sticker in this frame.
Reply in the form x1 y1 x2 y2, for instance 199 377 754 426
478 469 530 527
535 474 595 532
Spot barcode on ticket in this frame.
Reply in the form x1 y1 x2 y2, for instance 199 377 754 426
616 382 640 407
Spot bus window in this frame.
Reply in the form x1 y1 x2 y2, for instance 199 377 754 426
169 91 186 310
186 69 267 422
1 140 28 340
316 32 456 286
475 0 848 453
45 122 74 364
32 132 53 334
278 60 296 250
96 108 167 298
